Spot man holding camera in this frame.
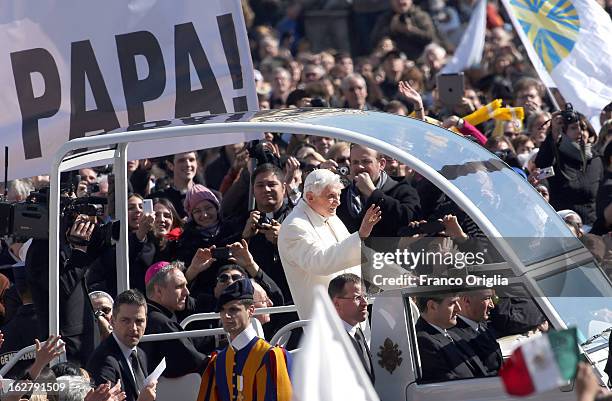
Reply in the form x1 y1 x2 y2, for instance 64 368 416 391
25 215 98 367
241 163 293 304
336 144 421 238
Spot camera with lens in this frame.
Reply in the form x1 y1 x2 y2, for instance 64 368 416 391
256 214 272 229
335 165 351 188
0 186 117 256
560 103 579 125
246 141 281 168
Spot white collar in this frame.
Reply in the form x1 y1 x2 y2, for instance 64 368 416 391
299 199 331 224
428 321 451 337
112 332 137 361
342 319 358 337
230 325 257 351
458 315 480 331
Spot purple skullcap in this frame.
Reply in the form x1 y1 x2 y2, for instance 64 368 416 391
145 261 170 285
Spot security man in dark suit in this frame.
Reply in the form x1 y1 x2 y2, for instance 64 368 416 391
415 294 488 382
328 273 374 383
86 289 157 401
451 289 503 375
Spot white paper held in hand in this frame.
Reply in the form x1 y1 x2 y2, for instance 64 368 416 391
144 357 166 387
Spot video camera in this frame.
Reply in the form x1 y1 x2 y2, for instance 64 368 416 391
0 187 103 238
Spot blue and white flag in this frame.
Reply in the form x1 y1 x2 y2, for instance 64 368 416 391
441 0 487 74
501 0 612 123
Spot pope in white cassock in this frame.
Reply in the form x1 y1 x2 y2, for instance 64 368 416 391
278 168 382 319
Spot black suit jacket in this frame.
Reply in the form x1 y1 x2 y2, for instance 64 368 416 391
141 301 208 378
415 317 488 382
605 334 611 386
451 317 503 375
86 335 148 401
337 176 421 238
348 327 375 384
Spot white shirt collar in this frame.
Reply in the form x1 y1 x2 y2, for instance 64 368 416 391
458 315 480 331
428 321 451 337
230 324 258 351
342 319 358 337
112 332 137 362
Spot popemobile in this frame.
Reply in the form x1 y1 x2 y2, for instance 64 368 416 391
3 108 609 401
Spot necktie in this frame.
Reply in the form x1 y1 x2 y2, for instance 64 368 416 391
354 329 372 375
130 350 145 393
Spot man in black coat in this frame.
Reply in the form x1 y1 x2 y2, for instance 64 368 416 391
241 163 293 304
415 295 488 382
87 289 156 401
451 289 503 375
141 261 209 378
26 219 97 367
336 144 420 238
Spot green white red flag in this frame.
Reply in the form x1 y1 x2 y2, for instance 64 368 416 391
499 328 579 396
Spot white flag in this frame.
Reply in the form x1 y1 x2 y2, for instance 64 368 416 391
441 0 487 74
501 0 612 123
291 286 379 401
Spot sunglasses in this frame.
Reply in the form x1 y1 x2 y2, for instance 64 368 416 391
96 307 112 314
217 273 244 283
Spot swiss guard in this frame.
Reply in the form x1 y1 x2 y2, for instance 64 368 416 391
197 279 292 401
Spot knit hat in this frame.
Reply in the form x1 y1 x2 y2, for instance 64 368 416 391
183 184 220 217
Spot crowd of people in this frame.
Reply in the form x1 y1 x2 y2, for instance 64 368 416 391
0 0 612 399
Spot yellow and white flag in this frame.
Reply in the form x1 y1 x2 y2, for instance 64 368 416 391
501 0 612 124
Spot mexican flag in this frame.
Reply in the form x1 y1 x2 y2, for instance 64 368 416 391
499 328 579 396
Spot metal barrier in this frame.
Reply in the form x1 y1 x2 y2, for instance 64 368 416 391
270 320 310 346
0 305 299 377
0 342 66 377
0 345 36 377
179 305 297 329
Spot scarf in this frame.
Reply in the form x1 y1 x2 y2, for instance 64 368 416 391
558 135 593 165
347 170 388 218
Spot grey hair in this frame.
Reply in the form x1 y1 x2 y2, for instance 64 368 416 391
341 73 367 93
145 261 185 299
89 291 114 305
303 168 343 197
57 375 93 401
